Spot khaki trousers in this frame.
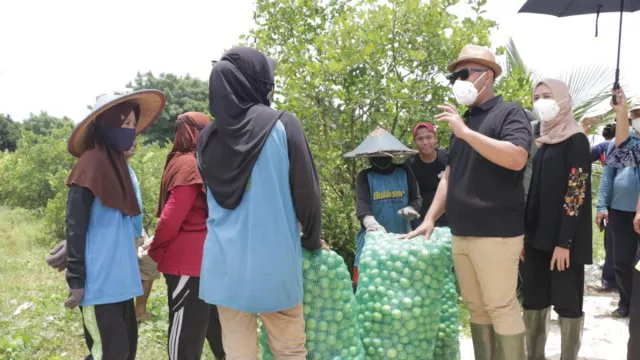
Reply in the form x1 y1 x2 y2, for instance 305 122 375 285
217 303 306 360
452 235 525 335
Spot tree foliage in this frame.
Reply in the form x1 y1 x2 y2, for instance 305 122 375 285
494 38 534 110
128 140 173 233
0 114 21 152
22 112 74 136
241 0 502 260
0 124 172 243
0 128 75 210
125 72 209 144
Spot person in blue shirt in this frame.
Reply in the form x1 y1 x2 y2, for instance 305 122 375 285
344 127 422 289
46 139 161 323
596 89 640 319
599 88 640 359
588 123 617 292
63 90 164 360
196 46 327 359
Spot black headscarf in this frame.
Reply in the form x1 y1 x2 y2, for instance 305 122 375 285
197 46 282 210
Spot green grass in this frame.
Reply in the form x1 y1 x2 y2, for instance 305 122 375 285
0 207 218 360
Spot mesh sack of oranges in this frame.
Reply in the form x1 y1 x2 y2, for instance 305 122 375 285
260 249 366 360
355 228 459 360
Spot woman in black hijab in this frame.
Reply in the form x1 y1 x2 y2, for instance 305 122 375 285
197 46 324 359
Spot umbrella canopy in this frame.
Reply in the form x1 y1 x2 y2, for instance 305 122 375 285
343 127 417 159
519 0 640 16
519 0 640 103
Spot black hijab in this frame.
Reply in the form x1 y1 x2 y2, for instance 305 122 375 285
197 46 283 210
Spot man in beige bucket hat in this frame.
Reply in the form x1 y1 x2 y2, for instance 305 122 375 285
406 44 532 359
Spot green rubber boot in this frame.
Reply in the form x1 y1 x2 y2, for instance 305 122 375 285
470 323 499 360
559 316 584 360
523 308 550 360
496 331 526 360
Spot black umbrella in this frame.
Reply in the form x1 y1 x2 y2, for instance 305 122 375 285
519 0 640 104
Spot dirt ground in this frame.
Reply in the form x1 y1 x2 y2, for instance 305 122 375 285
459 263 630 360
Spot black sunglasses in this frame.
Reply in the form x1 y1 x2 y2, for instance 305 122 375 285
446 67 488 85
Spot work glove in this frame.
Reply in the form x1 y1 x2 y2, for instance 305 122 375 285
138 236 153 259
397 207 420 221
363 216 386 234
46 240 67 272
64 288 85 309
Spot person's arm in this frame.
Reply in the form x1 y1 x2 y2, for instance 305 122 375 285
404 165 422 212
459 132 528 170
355 171 387 232
596 162 614 213
591 143 606 163
425 166 449 223
612 88 630 147
281 113 322 251
65 185 94 290
462 107 531 171
557 135 591 248
355 171 373 223
615 117 630 148
523 141 537 200
148 185 200 263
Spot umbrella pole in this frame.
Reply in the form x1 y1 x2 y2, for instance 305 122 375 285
612 0 624 105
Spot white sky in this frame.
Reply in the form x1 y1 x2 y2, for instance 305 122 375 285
1 0 638 122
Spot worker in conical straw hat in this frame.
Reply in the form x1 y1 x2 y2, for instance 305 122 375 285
344 126 422 290
64 89 165 360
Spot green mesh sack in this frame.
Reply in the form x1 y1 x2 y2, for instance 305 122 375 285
355 228 457 360
431 229 460 359
260 249 365 360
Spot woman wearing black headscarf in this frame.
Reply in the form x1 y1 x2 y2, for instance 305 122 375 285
197 46 324 359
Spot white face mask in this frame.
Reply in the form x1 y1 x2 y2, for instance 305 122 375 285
632 119 640 134
452 72 486 106
533 98 568 122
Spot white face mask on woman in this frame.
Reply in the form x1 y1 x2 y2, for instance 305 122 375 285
533 98 568 122
452 72 487 106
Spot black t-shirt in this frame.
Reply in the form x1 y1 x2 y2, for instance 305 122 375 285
404 150 449 226
447 96 533 237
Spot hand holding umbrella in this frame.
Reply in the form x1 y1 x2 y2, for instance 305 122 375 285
519 0 640 105
611 87 628 115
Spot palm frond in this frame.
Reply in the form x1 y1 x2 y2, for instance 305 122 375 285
501 38 621 122
556 64 615 109
572 88 613 121
501 37 528 76
505 37 527 75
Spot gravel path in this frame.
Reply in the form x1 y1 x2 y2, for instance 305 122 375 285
459 263 630 360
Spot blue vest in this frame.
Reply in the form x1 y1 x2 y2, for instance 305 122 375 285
354 167 410 266
81 198 143 306
199 121 303 314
